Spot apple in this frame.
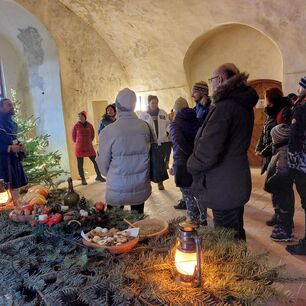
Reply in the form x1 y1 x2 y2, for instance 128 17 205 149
95 202 105 212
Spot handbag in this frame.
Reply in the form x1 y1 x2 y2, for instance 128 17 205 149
145 123 169 183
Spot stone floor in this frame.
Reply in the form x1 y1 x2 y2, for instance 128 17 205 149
72 168 306 305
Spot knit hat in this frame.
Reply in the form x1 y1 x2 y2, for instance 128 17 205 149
271 124 290 144
173 97 189 112
115 88 136 112
299 76 306 89
192 81 209 96
78 111 87 119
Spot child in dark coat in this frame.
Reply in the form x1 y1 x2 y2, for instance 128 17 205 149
264 124 294 241
170 97 205 225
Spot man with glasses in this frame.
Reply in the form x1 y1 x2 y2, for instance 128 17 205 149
187 63 258 240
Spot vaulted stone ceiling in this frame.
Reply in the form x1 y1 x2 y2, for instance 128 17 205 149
59 0 306 91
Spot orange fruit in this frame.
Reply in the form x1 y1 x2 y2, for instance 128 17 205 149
29 197 47 206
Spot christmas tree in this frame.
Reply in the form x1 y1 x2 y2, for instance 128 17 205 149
11 90 65 188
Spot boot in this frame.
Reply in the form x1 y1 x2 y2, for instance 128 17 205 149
174 200 187 210
158 182 165 190
95 176 106 182
266 210 279 226
81 178 88 185
286 239 306 255
286 209 306 255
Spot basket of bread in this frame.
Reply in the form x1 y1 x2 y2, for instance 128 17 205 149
81 227 139 254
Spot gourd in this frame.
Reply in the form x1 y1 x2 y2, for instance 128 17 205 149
28 185 49 198
22 192 46 203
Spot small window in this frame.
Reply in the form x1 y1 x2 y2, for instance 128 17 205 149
135 95 147 112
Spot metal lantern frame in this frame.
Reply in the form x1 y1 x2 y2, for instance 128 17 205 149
175 222 202 287
0 179 13 207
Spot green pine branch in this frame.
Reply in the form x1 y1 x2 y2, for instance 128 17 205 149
10 90 66 188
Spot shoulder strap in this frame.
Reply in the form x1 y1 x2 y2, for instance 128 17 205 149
144 121 156 144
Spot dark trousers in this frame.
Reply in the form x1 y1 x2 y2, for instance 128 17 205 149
272 189 295 231
77 156 101 179
156 143 168 183
163 141 172 163
291 169 306 210
107 203 144 214
212 206 246 240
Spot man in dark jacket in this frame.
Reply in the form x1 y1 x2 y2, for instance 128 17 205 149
0 98 28 201
286 76 306 255
187 63 259 240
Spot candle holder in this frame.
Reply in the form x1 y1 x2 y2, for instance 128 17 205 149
174 222 201 287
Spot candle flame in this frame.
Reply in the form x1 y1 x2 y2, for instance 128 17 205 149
175 249 197 276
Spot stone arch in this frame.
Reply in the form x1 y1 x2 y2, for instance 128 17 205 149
0 1 69 172
183 23 283 93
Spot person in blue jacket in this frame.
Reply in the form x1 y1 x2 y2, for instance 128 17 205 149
98 104 117 135
0 98 28 200
192 81 212 126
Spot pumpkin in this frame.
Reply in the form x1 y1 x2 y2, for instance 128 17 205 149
29 197 47 206
22 192 46 203
28 185 49 198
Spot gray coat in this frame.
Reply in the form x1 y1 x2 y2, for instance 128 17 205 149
187 73 259 210
96 111 151 206
265 144 292 194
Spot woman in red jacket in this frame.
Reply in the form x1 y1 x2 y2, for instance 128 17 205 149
72 111 105 185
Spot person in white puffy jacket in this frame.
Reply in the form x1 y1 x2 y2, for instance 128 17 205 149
139 95 170 190
96 88 151 213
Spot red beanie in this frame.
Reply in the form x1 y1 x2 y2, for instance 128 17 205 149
79 111 87 119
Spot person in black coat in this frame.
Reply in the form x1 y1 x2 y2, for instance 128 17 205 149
0 98 28 201
187 63 258 240
286 76 306 255
256 88 287 226
170 97 205 225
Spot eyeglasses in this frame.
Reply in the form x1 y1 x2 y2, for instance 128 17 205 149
208 75 219 84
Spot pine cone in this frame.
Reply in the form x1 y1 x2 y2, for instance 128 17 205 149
78 197 88 210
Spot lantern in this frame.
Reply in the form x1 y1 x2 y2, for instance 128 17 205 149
0 179 13 207
175 222 201 287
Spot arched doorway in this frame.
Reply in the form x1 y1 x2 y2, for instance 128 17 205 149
184 23 283 99
0 1 69 172
184 23 283 167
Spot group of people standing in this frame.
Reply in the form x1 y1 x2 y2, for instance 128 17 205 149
255 79 306 255
1 61 306 255
92 63 306 256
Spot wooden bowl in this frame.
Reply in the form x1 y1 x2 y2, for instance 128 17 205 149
82 236 139 254
9 211 35 223
132 218 168 239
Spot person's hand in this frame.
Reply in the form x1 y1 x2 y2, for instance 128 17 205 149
10 144 22 153
255 151 262 156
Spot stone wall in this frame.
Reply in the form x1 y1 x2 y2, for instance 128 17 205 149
16 0 129 178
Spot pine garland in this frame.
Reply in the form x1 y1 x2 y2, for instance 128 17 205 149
0 211 302 306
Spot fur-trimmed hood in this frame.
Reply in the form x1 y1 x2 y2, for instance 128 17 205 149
212 72 258 109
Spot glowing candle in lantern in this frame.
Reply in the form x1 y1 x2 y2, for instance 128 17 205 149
175 222 201 287
0 179 12 206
